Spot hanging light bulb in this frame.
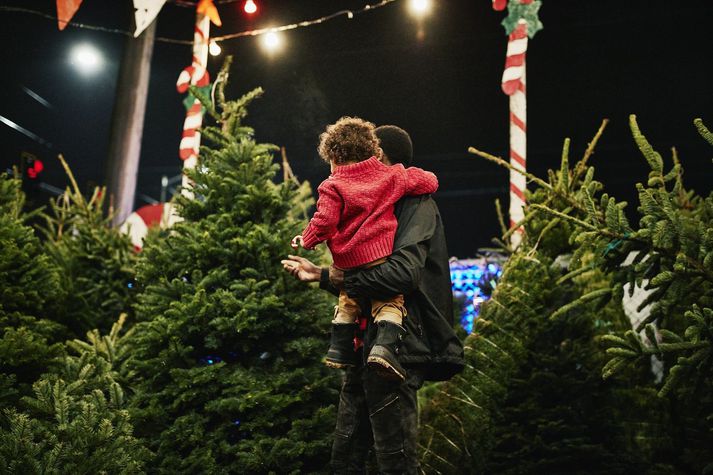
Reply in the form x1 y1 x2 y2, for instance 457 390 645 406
408 0 432 17
244 0 257 14
261 30 283 54
209 39 221 56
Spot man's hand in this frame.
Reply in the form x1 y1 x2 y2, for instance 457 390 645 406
328 265 345 289
290 235 303 249
281 255 321 282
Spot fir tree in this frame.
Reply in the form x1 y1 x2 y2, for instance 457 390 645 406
0 174 65 407
534 116 713 473
41 155 138 337
126 60 338 474
419 122 674 474
0 315 150 474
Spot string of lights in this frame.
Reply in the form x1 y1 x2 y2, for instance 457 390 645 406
0 1 398 46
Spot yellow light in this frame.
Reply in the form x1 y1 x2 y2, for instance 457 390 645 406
408 0 432 17
209 40 221 56
244 0 257 14
261 31 283 54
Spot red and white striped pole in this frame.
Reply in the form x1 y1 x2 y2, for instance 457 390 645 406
176 9 211 197
501 19 528 246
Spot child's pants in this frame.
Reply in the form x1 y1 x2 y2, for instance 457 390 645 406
332 258 406 326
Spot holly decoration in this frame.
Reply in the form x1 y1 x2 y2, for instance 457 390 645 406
501 0 543 38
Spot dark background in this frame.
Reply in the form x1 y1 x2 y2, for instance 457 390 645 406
1 0 711 257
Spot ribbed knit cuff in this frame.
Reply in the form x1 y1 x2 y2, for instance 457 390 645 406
300 225 320 250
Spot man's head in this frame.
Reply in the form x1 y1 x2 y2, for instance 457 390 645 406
375 125 413 166
318 116 380 166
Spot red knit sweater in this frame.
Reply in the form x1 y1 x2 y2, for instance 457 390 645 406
300 156 438 269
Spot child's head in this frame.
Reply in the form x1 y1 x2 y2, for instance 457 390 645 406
318 116 380 166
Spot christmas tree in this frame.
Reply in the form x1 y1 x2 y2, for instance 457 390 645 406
0 174 66 407
125 60 339 474
41 155 138 337
537 116 713 472
419 122 677 473
0 315 150 474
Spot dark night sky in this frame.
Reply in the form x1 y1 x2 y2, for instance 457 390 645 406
1 0 712 257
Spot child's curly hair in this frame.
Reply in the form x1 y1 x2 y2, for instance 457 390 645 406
318 116 380 165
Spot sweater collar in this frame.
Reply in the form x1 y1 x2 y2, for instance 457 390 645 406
331 156 385 177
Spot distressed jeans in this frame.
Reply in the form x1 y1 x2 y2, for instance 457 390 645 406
330 364 424 474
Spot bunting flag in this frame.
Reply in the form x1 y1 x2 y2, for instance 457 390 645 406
56 0 83 31
133 0 166 37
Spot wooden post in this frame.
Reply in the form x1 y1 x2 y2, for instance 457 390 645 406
105 19 156 226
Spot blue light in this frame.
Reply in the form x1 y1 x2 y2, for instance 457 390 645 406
450 258 504 333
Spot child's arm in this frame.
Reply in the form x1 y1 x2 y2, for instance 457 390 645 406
299 181 342 250
404 166 439 196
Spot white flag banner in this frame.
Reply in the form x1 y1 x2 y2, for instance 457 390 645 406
133 0 166 37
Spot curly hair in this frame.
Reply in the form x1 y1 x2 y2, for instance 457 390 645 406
317 116 380 165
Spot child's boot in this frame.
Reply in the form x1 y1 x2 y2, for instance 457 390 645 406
325 322 358 369
367 321 407 381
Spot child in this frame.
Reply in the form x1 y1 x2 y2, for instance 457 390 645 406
291 117 438 380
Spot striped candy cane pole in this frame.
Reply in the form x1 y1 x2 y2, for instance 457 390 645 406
501 19 528 246
176 11 211 196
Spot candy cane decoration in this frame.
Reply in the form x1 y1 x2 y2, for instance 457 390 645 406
503 19 528 245
176 0 221 198
177 13 211 175
495 0 542 247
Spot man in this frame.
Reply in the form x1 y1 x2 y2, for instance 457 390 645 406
282 125 464 474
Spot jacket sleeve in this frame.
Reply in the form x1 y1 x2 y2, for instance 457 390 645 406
301 181 342 250
404 166 438 196
343 197 437 300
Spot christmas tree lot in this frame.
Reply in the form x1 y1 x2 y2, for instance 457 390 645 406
124 62 339 473
419 116 713 473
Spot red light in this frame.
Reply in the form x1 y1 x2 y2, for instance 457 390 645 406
244 0 257 14
32 159 44 173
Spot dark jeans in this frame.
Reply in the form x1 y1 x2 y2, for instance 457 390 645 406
331 364 424 474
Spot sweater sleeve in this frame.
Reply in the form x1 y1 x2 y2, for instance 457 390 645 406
404 166 438 196
301 181 342 250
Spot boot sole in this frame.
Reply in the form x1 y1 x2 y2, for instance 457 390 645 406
324 359 355 369
366 355 406 381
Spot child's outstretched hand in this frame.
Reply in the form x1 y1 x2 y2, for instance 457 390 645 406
290 235 303 249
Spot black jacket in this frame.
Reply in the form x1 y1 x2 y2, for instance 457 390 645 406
321 195 465 381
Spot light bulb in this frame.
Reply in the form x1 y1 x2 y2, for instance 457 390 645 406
408 0 432 17
70 43 103 75
261 30 283 54
209 40 221 56
244 0 257 14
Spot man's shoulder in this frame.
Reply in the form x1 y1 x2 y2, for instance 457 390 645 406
396 194 439 217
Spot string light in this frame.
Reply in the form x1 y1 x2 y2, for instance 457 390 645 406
408 0 432 18
243 0 257 14
209 39 222 56
0 2 396 46
261 30 283 54
70 43 103 75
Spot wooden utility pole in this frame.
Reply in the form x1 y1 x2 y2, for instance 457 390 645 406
105 18 156 226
